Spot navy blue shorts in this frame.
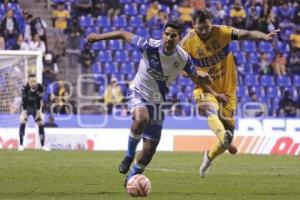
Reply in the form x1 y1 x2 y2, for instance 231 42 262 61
127 89 164 141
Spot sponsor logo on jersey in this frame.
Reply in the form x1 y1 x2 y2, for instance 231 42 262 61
192 45 229 67
173 61 179 68
147 68 168 81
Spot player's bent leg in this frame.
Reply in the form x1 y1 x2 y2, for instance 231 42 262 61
130 107 150 135
198 103 234 177
18 123 26 151
197 95 231 149
19 123 26 145
18 111 28 151
220 121 237 154
135 138 159 167
119 107 149 174
36 112 49 151
125 138 159 187
198 103 229 150
219 106 238 154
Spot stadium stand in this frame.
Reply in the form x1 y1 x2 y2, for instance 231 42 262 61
1 0 299 117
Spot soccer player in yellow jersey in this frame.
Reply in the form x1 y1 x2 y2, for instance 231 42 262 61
181 8 279 177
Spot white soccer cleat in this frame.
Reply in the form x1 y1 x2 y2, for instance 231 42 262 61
18 145 24 151
199 150 212 178
42 146 50 151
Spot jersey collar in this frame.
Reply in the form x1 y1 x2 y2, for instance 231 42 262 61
159 40 177 56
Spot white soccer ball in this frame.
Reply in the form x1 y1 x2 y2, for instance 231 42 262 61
126 174 152 197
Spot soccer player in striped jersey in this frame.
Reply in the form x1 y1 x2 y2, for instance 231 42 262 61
181 8 279 177
87 20 211 187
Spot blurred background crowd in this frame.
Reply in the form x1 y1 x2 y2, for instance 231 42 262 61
0 0 299 120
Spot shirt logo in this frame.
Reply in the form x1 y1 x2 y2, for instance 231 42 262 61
149 54 160 67
197 49 205 57
211 40 221 50
173 61 179 68
147 68 168 81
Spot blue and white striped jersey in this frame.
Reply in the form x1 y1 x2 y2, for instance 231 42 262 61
129 35 196 103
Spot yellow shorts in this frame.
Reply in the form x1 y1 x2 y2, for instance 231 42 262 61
193 88 236 128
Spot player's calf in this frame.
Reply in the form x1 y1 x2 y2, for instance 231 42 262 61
19 123 26 148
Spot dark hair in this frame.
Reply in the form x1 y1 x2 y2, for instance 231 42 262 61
163 20 183 35
192 8 212 23
28 74 36 78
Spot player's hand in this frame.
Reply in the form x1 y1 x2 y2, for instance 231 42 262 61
198 73 212 85
86 33 100 44
216 93 228 104
264 29 280 40
180 71 189 77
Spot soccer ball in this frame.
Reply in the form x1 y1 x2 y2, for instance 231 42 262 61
126 174 151 197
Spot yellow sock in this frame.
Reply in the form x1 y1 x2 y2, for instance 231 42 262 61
207 115 226 144
207 115 227 160
208 142 226 160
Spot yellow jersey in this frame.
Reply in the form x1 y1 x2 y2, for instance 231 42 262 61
290 33 300 48
181 25 239 96
52 10 70 30
230 8 246 18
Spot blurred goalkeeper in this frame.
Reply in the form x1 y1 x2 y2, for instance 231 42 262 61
18 74 49 151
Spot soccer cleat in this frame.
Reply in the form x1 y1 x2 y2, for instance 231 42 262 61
222 130 238 154
42 146 50 151
219 130 233 149
119 156 134 174
199 150 212 178
18 145 24 151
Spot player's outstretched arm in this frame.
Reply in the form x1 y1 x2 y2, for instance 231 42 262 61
238 29 280 41
86 31 134 44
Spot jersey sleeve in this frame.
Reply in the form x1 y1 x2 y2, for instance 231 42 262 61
221 26 240 41
130 35 150 52
183 55 197 76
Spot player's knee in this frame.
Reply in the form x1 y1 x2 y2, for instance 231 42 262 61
20 118 27 124
198 105 217 117
37 120 44 126
135 115 149 126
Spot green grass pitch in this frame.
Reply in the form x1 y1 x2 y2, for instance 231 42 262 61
0 150 299 200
